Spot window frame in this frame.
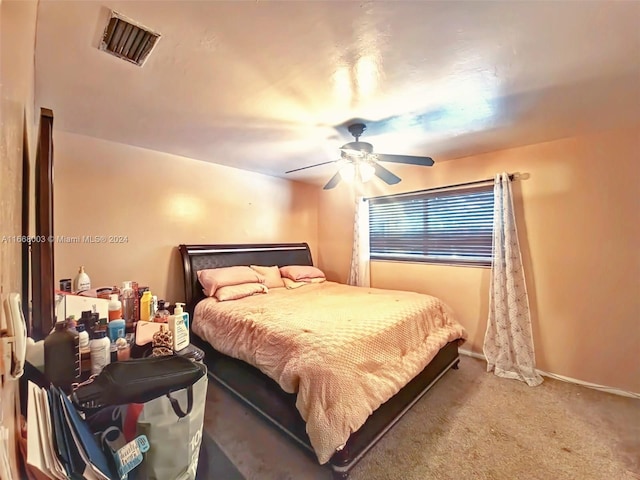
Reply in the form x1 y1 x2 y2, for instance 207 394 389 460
368 183 495 267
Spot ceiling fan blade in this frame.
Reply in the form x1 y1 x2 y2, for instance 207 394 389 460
323 171 342 190
373 162 402 185
375 153 434 166
285 160 336 174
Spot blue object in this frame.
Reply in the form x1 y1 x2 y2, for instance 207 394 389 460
107 319 126 343
114 435 150 479
57 387 117 479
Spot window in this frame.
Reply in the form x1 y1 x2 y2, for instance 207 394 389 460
368 184 494 266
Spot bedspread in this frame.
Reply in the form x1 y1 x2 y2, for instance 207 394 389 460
193 281 467 464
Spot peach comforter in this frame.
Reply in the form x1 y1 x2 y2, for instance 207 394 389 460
193 281 467 464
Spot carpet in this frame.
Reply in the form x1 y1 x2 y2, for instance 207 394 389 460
203 356 639 480
197 432 245 479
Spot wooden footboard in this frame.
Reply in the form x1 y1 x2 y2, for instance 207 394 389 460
329 340 459 475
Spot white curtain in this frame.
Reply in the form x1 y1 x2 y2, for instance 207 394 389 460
483 173 542 386
348 196 370 287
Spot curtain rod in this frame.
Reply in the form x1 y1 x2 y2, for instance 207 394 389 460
364 173 516 201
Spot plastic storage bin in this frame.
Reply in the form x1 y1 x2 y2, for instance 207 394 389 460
175 343 204 363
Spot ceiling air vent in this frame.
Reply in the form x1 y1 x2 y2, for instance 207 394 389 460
99 11 161 67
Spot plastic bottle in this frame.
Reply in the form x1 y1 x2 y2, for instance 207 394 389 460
108 294 123 321
152 324 173 357
90 330 111 375
168 302 190 351
76 323 90 373
121 281 135 328
152 300 170 323
80 310 93 336
151 295 158 319
140 291 153 322
76 323 90 349
73 266 91 293
44 321 80 392
65 314 77 331
107 319 126 343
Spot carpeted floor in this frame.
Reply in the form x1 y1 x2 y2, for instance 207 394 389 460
196 432 245 480
203 356 639 480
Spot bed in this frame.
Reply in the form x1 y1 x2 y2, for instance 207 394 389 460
178 242 466 479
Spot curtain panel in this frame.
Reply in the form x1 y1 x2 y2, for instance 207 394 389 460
348 197 370 287
483 173 542 386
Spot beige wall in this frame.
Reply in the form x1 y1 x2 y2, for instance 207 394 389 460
53 131 319 304
0 1 38 477
318 126 640 393
0 0 37 315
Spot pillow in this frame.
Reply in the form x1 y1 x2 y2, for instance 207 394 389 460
279 265 325 282
282 278 307 289
282 277 326 289
214 283 268 302
197 266 264 297
250 265 285 289
305 277 326 284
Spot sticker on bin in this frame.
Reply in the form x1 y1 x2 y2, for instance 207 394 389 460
114 435 150 479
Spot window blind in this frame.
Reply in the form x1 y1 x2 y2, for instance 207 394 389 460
369 184 495 266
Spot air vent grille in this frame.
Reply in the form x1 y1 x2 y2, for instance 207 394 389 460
100 11 160 67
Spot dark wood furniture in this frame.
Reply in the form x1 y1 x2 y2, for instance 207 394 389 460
22 117 31 324
32 108 55 339
178 243 461 479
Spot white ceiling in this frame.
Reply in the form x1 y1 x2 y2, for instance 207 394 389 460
35 1 640 185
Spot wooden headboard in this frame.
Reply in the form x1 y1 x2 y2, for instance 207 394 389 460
178 243 313 316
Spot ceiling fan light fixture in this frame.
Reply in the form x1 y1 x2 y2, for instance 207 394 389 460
341 149 364 158
338 160 355 182
340 141 374 154
339 161 375 184
359 162 376 182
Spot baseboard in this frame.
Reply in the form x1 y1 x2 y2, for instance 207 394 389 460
459 349 640 399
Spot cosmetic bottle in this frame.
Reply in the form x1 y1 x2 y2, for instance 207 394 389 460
44 320 80 393
152 324 173 357
168 302 190 351
90 330 111 375
81 310 97 340
108 294 123 321
120 281 135 328
73 266 91 293
151 295 158 319
76 323 90 372
76 323 90 350
107 319 126 343
140 291 152 322
152 300 170 323
65 314 77 331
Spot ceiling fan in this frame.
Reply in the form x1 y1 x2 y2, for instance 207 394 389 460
285 123 435 190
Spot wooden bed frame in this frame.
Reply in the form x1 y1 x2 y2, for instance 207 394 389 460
178 243 461 479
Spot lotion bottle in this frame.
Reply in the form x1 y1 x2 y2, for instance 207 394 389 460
90 330 111 375
73 266 91 293
168 302 190 351
76 323 90 350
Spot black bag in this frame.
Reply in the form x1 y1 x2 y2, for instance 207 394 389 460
71 355 206 412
